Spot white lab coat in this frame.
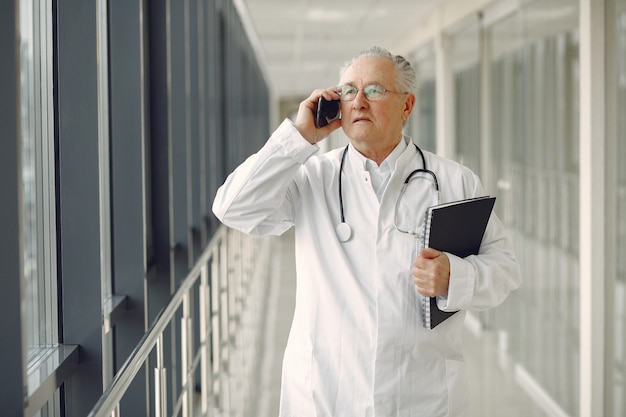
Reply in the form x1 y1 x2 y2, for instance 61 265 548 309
212 120 521 417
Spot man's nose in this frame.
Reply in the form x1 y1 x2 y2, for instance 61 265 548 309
352 89 369 109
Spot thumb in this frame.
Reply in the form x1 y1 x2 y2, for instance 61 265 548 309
419 247 442 259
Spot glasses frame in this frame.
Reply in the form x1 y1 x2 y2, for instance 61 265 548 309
337 83 408 102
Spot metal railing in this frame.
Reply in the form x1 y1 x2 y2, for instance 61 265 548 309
88 226 273 417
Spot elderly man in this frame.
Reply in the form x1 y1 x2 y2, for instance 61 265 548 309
213 46 520 417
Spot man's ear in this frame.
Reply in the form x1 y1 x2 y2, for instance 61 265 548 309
403 93 416 119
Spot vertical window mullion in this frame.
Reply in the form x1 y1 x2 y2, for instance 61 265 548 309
96 0 115 389
31 0 44 348
1 0 24 412
41 0 57 348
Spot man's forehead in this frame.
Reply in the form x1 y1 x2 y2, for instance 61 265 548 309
340 57 396 85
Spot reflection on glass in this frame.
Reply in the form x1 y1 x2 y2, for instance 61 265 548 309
408 43 437 153
21 0 39 353
487 1 580 415
613 3 626 416
452 21 481 174
20 1 59 414
19 0 57 353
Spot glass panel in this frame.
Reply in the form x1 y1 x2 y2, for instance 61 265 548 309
407 42 437 153
20 0 38 350
487 0 580 415
613 2 626 416
451 20 481 173
19 0 57 352
20 0 60 414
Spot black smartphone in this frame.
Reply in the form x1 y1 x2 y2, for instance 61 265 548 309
314 97 340 128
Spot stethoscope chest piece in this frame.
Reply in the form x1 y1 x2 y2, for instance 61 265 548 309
336 222 352 242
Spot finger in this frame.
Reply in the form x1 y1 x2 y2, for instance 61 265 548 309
305 87 339 106
295 88 343 142
419 247 442 259
412 262 436 282
413 251 435 269
297 88 339 122
294 92 323 141
413 276 437 297
415 263 450 296
321 87 340 101
413 271 443 298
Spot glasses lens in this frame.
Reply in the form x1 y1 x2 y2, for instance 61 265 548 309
339 85 357 101
363 84 386 100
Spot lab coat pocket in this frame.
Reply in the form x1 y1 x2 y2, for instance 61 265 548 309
444 358 469 417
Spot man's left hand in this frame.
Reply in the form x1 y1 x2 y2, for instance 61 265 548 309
412 248 450 297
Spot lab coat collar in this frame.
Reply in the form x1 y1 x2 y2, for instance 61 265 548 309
394 136 417 171
347 136 408 172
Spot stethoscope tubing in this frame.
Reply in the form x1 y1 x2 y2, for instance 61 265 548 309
336 142 439 241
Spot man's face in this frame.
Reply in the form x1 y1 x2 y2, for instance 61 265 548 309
339 57 414 149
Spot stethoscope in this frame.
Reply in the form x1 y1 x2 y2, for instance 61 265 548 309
336 142 440 242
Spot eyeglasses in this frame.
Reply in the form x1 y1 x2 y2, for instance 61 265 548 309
337 84 407 102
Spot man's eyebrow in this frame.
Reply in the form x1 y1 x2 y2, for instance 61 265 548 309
340 81 382 87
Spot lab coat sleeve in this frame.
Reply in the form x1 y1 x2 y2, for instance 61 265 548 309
212 119 318 236
436 181 521 312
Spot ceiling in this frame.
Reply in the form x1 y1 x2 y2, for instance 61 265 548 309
239 0 583 101
240 0 445 100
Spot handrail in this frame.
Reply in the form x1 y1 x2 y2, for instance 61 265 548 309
87 306 167 417
87 225 271 417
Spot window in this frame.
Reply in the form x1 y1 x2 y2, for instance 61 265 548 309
19 0 60 414
20 0 58 356
451 20 481 173
488 1 580 414
407 43 437 153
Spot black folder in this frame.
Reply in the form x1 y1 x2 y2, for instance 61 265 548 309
422 196 496 329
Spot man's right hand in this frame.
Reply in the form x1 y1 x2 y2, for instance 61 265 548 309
294 88 342 144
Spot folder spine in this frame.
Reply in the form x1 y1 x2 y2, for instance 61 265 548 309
421 209 434 329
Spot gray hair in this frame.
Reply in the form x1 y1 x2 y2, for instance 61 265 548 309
339 46 417 94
